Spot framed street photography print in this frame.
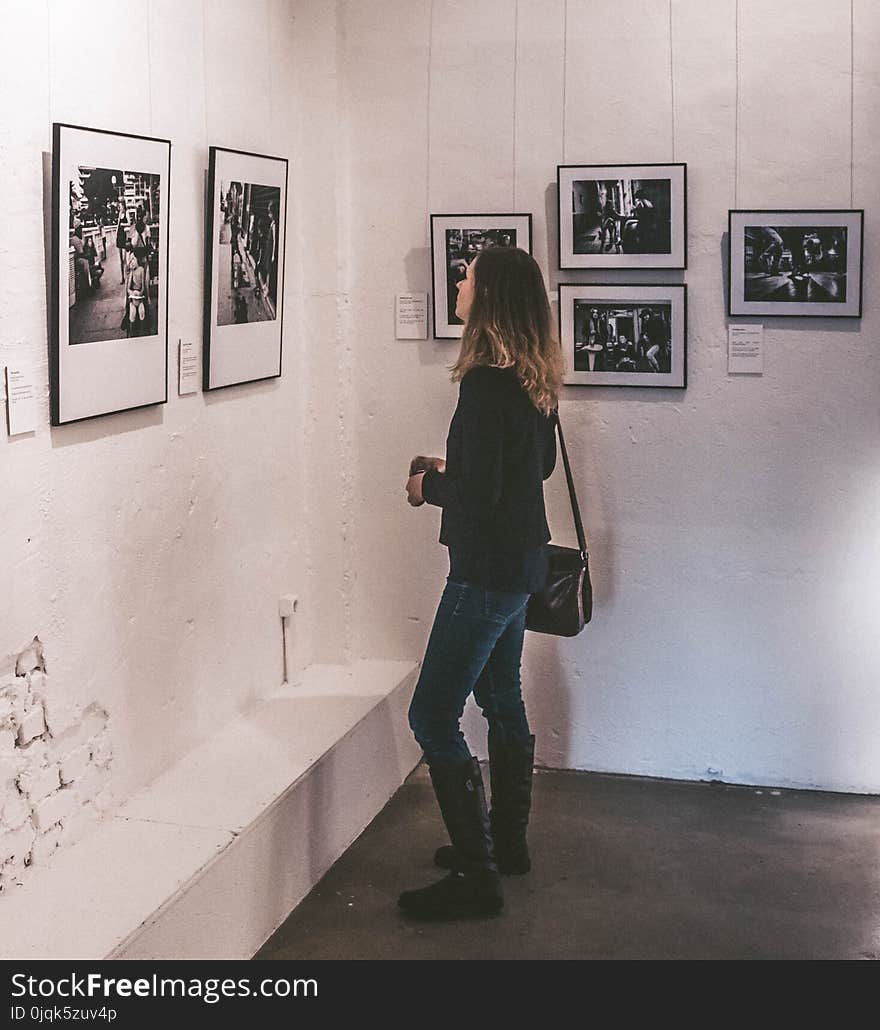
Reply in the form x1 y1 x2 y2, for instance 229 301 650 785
430 213 532 338
728 210 863 318
50 123 170 425
557 163 687 270
560 283 687 389
204 146 289 390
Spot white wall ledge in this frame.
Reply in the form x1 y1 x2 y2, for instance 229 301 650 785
0 660 421 960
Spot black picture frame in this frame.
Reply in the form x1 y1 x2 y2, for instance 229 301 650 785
556 162 687 271
430 213 533 339
203 146 289 391
728 209 864 318
559 282 687 389
50 122 171 426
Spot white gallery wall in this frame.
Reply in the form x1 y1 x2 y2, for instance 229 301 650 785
2 0 878 841
0 0 352 808
340 0 880 793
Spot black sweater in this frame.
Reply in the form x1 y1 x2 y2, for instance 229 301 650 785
421 366 557 592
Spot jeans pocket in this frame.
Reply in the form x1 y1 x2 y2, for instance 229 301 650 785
483 587 531 622
446 579 528 625
445 579 478 618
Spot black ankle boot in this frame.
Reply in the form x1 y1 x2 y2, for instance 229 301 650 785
399 757 503 920
434 731 535 875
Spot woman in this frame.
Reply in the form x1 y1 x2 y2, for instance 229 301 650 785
400 246 565 920
599 185 622 253
256 200 278 300
626 188 656 252
123 250 148 337
116 212 130 284
129 217 151 275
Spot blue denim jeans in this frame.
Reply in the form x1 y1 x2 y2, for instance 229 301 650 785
408 577 533 767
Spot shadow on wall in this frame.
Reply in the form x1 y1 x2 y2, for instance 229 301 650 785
544 182 560 294
525 632 571 769
42 152 51 370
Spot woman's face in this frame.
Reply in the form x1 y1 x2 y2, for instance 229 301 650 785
455 259 476 321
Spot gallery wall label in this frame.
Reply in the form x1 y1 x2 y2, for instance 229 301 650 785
728 325 764 375
396 293 428 339
5 364 37 436
179 340 199 395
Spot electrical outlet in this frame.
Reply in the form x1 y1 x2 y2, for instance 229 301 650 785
279 594 299 618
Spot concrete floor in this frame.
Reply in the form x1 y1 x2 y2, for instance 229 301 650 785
255 765 880 960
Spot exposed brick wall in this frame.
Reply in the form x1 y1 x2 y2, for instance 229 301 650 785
0 637 112 893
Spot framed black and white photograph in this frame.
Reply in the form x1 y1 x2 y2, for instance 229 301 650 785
50 123 170 425
204 146 288 390
728 210 863 318
557 163 686 270
560 283 687 388
430 214 532 338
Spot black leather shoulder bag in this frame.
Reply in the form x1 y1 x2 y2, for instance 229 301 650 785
526 412 593 637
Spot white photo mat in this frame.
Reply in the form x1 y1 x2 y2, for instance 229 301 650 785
52 124 170 425
204 147 288 390
430 214 532 339
560 283 687 388
728 209 863 318
557 163 687 270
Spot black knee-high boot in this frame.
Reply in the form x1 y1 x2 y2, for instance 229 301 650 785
398 756 503 920
489 729 535 874
435 730 535 875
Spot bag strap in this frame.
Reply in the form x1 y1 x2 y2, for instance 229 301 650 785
554 411 588 558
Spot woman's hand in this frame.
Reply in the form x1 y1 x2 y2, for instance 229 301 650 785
409 455 446 475
406 472 426 506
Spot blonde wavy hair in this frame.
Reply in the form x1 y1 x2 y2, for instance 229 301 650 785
450 246 564 415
